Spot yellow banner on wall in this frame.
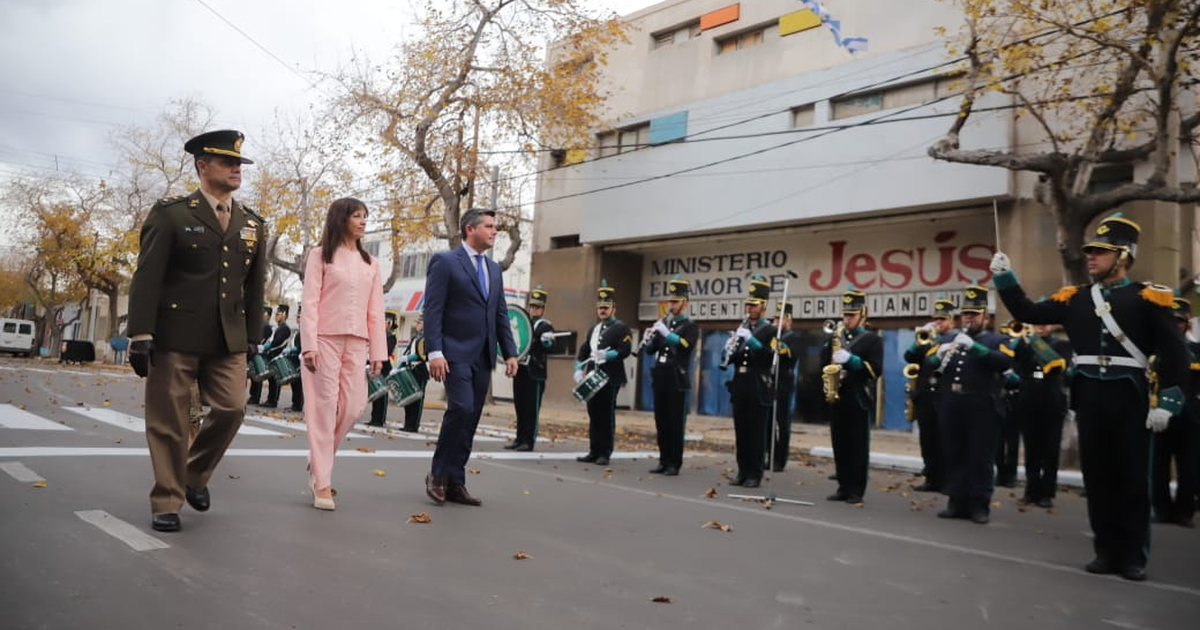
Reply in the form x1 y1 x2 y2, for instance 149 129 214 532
780 9 821 37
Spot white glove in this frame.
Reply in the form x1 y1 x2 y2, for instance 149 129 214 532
954 333 974 349
936 343 956 358
1146 407 1171 432
540 331 555 342
990 251 1011 275
735 327 752 340
652 320 670 337
592 348 607 365
396 354 410 365
919 322 937 332
257 344 267 353
832 349 851 364
573 369 585 385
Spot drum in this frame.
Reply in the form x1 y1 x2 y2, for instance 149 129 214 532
248 354 272 382
269 355 298 384
572 369 610 404
502 303 533 363
366 368 389 402
385 366 425 407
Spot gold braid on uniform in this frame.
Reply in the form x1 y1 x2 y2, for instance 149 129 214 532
1050 286 1079 303
1139 284 1175 308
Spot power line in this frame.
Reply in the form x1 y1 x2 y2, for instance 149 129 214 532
191 0 326 94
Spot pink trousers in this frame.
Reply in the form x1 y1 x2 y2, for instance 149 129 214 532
302 335 368 490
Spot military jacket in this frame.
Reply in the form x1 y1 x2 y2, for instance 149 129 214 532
644 315 699 391
576 317 632 387
128 190 267 354
820 326 883 409
929 330 1013 397
520 317 555 381
403 333 429 382
1012 334 1073 390
905 329 957 396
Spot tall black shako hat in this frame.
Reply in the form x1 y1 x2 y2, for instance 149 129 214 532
961 283 990 314
1083 212 1140 260
933 296 956 319
1173 296 1191 322
842 286 866 314
528 285 548 308
745 274 770 305
184 129 253 164
666 274 689 300
596 279 616 307
775 301 794 317
275 304 289 316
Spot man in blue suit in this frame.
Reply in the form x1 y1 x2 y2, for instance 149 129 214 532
422 208 518 506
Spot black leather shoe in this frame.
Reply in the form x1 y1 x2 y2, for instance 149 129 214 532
771 464 785 472
844 494 863 504
648 465 666 474
290 406 303 412
594 456 610 466
1085 555 1115 574
151 513 181 532
365 421 385 427
576 454 597 463
1120 566 1147 582
247 398 260 406
503 441 519 450
937 508 965 519
913 482 941 493
514 443 533 452
969 509 990 524
826 491 848 502
1036 498 1054 509
662 467 679 476
1176 515 1195 528
185 486 210 512
261 401 278 408
728 476 745 487
742 478 760 488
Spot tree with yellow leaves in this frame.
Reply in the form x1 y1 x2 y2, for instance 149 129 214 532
334 0 627 270
929 0 1200 282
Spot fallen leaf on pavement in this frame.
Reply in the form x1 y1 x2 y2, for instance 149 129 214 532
32 481 46 488
408 512 431 523
467 468 480 475
512 551 530 560
373 469 387 477
702 520 732 532
704 488 717 498
651 596 672 603
355 447 376 453
227 474 240 479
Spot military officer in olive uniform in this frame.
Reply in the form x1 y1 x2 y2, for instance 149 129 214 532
725 275 777 488
765 301 802 472
506 286 556 451
574 281 632 466
397 312 429 433
904 297 957 492
991 212 1187 580
127 129 267 533
1150 296 1197 528
928 284 1012 524
1013 321 1073 508
821 288 883 504
643 275 699 475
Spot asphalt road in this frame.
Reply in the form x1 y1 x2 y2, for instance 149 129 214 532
1 358 1197 630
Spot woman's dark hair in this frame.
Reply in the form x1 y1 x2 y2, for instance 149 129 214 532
319 197 371 264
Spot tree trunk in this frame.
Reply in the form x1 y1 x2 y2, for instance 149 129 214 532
105 287 121 339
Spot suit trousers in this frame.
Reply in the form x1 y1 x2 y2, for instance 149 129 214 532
652 377 687 470
915 392 944 489
829 397 870 498
145 350 246 514
431 352 491 486
939 392 998 514
1073 378 1151 569
302 335 368 491
512 366 544 447
585 381 618 458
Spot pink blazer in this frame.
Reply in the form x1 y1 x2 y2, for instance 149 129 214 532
299 245 387 362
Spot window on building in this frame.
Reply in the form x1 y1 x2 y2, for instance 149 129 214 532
597 132 618 157
652 20 702 50
1087 163 1134 194
831 92 883 119
596 123 649 155
791 104 815 128
364 240 382 258
399 252 432 278
935 73 964 99
882 81 935 109
653 31 675 49
716 24 769 55
832 76 959 120
550 234 581 249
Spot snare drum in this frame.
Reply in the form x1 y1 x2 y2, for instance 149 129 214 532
248 354 272 383
269 355 298 384
385 367 425 407
366 368 389 402
572 369 610 403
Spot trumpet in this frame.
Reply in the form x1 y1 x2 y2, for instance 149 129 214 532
638 316 668 354
903 363 921 422
821 319 845 403
720 317 751 369
915 321 937 344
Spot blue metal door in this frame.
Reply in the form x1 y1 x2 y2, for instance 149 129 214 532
697 330 733 417
880 328 913 430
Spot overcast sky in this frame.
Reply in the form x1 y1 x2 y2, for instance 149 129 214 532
0 0 658 185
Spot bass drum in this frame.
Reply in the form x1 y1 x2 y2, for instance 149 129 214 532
501 303 533 363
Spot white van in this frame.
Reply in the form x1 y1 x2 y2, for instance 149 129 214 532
0 318 37 357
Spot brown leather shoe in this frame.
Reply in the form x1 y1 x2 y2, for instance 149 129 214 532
446 484 482 506
425 474 446 505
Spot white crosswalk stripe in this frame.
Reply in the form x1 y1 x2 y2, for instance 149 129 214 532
0 404 73 431
63 406 287 436
0 461 45 482
75 510 169 551
246 414 370 439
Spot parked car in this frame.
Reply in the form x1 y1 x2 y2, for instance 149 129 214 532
0 318 37 357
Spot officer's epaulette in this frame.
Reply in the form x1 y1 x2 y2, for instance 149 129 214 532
156 194 189 206
1050 285 1080 303
241 204 266 224
1139 283 1175 308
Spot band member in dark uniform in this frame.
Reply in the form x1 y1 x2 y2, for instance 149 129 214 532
262 304 293 408
247 306 273 405
574 280 632 467
643 275 699 476
367 312 399 427
821 287 883 504
724 275 776 488
904 297 957 492
930 283 1012 524
1013 321 1073 508
995 320 1025 488
991 212 1187 580
506 286 555 451
1150 296 1197 528
766 301 802 472
397 312 428 433
287 306 304 412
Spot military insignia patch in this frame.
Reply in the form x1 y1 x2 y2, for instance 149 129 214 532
1097 224 1110 234
188 198 200 208
184 225 205 234
239 226 258 243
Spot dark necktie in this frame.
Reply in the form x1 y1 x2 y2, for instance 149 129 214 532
216 202 230 232
475 254 487 295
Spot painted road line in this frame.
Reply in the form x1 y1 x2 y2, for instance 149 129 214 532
65 407 287 437
0 446 661 460
0 404 74 431
808 446 1085 489
0 462 45 483
75 510 169 552
476 423 550 443
247 414 369 439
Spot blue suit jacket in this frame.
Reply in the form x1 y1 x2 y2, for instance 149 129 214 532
423 246 516 365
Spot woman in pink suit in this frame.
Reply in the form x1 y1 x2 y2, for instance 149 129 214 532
299 197 386 510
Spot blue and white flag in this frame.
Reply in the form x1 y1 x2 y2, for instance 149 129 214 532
797 0 869 54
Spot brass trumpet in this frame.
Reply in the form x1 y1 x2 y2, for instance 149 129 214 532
821 319 845 403
915 322 937 344
903 363 921 422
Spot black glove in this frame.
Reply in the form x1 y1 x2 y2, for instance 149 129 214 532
129 339 154 378
247 343 259 357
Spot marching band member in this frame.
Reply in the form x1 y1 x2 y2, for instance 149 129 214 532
1150 296 1197 528
506 286 556 451
821 287 882 504
643 276 699 476
766 302 802 472
574 280 632 467
1013 320 1073 508
726 275 777 489
904 298 957 492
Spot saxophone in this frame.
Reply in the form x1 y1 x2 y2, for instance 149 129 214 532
821 319 845 403
903 363 921 422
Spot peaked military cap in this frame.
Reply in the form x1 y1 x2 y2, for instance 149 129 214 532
184 129 253 164
961 283 990 314
842 286 866 314
596 280 616 307
1173 296 1191 321
667 275 689 300
1083 212 1140 259
775 301 794 317
933 297 956 319
528 285 548 307
746 274 770 305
